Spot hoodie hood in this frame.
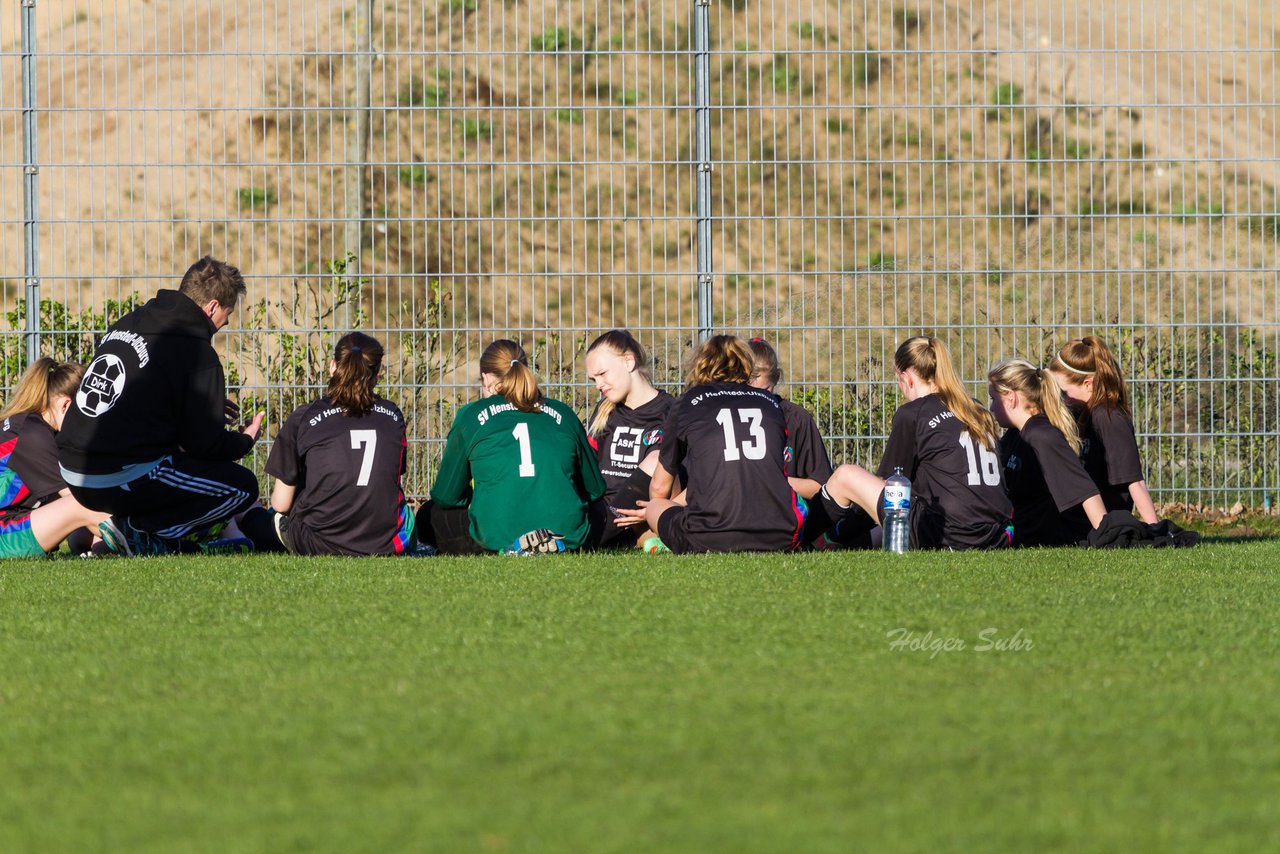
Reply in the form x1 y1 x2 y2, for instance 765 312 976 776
128 289 216 339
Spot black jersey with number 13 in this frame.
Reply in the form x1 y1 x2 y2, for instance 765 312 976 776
658 382 803 551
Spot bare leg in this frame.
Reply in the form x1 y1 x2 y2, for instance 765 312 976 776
644 498 680 534
822 464 886 521
29 496 111 553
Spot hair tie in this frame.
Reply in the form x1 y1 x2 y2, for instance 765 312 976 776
1054 353 1095 376
350 345 361 353
510 359 520 367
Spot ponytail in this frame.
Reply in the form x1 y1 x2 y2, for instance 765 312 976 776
1 357 85 424
685 334 754 388
1054 335 1131 417
327 332 383 416
481 339 542 412
989 359 1083 454
895 336 999 451
586 329 653 437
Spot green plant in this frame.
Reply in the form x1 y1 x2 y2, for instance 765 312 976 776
893 7 922 36
398 165 433 185
457 117 493 140
397 77 448 108
555 108 585 125
531 27 584 52
237 187 277 210
851 51 880 86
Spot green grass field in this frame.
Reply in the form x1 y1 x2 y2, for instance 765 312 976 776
2 542 1278 853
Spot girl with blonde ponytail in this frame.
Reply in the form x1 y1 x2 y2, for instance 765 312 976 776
422 339 607 554
0 357 111 557
239 332 417 556
817 336 1013 550
988 360 1106 546
583 330 674 548
1050 335 1158 523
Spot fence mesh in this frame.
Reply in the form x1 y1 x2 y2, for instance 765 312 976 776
1 0 1277 506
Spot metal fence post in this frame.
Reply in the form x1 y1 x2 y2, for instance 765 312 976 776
342 0 374 326
21 0 40 363
692 0 713 342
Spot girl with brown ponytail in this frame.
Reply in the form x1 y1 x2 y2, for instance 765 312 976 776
0 357 110 557
421 339 607 554
1050 336 1158 523
817 336 1013 550
988 360 1106 546
240 332 417 556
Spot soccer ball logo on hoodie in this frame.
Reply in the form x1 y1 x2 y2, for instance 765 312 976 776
76 354 127 417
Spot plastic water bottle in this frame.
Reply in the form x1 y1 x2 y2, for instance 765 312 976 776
882 467 911 553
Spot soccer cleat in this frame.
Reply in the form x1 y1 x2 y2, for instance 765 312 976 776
98 516 168 557
197 537 255 556
508 528 567 555
272 511 290 548
407 542 438 557
641 536 670 554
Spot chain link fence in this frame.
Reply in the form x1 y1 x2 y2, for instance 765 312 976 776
2 0 1277 506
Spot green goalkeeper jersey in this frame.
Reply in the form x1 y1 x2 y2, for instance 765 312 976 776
431 394 607 551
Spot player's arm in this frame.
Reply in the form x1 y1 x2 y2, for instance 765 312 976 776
430 421 473 509
649 462 676 500
788 476 823 501
271 480 297 514
1082 494 1107 528
1128 480 1158 524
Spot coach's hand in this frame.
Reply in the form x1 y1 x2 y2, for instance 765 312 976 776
242 411 267 441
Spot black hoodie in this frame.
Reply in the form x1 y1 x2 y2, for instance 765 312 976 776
57 289 254 480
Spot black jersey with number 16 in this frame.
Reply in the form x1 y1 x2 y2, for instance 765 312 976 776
267 396 415 556
876 393 1012 550
658 382 804 551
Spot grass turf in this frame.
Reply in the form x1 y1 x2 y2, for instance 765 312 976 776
1 544 1278 852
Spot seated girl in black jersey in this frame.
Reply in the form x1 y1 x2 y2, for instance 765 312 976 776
418 339 607 555
642 335 805 553
583 330 675 549
0 358 110 558
987 360 1106 546
239 333 417 556
745 337 867 549
1050 336 1158 524
818 336 1012 550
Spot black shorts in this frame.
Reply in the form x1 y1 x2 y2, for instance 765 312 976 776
875 487 1011 551
655 505 694 554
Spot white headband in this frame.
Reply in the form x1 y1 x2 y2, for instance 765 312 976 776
1054 353 1095 376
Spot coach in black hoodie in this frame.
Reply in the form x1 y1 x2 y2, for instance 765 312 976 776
57 256 264 553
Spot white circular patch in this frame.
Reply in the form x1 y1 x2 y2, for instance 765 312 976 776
76 353 127 417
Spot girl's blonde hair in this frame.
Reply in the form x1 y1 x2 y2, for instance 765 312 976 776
988 359 1083 454
1054 335 1131 416
586 329 653 437
685 334 754 387
1 357 85 424
480 339 542 412
747 338 782 388
894 336 999 451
